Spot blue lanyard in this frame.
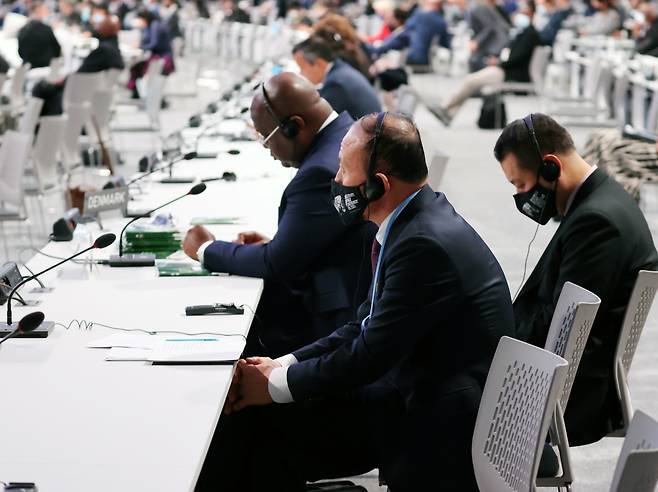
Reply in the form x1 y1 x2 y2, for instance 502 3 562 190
361 189 421 330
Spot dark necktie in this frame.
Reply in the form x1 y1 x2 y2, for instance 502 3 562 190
371 239 381 274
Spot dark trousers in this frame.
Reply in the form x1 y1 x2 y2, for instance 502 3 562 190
195 390 480 492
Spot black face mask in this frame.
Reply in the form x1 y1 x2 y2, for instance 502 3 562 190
330 180 369 226
513 179 558 225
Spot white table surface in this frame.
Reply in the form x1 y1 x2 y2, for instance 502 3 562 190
0 128 294 491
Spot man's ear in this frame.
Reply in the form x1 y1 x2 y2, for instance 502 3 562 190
542 154 562 181
289 115 305 131
375 172 391 193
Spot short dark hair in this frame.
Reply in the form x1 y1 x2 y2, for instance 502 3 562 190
292 36 336 63
393 7 411 24
493 113 575 170
359 112 428 183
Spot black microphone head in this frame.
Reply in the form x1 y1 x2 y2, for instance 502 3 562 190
18 311 45 333
93 233 117 249
184 151 198 160
188 183 207 195
227 149 241 155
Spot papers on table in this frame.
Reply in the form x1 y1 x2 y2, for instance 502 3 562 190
87 333 245 364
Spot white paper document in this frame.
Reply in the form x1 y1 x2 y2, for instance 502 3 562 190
148 337 245 363
105 347 152 361
87 334 158 350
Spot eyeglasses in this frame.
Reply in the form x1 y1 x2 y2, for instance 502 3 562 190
258 125 280 146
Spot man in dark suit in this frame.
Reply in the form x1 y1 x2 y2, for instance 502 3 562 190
17 1 62 69
404 0 451 70
494 113 658 445
183 73 375 357
195 113 514 491
292 36 381 120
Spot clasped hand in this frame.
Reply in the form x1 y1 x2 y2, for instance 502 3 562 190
224 357 280 414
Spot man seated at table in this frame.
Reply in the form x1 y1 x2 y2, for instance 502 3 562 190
494 113 658 445
194 113 515 491
292 36 382 120
183 73 376 357
17 0 62 69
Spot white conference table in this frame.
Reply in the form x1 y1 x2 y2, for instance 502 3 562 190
0 122 295 491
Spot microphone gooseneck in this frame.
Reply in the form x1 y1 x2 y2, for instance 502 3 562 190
5 233 115 325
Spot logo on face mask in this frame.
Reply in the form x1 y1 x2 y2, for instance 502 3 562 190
514 181 557 225
330 180 369 226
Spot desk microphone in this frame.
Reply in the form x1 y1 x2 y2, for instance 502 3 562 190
1 234 116 330
196 148 241 160
108 183 207 267
0 311 45 345
144 151 199 185
126 152 197 187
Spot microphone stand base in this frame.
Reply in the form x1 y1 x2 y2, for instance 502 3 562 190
0 321 54 338
108 254 156 267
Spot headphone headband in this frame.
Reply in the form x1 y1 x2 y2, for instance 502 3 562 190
260 83 300 139
261 83 282 126
522 114 545 166
368 112 387 175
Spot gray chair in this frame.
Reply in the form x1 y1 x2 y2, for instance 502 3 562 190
537 282 601 491
427 151 449 190
610 271 658 437
472 336 568 492
609 410 658 492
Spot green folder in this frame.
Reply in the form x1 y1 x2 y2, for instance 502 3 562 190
190 217 242 225
157 261 214 277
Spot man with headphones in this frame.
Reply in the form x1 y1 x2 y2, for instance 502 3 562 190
195 113 514 491
183 72 375 357
495 114 658 446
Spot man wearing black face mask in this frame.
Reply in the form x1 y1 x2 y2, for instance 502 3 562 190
195 113 514 491
495 113 658 446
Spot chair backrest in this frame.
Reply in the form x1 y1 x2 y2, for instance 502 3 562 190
61 102 91 172
395 85 419 116
63 72 103 109
544 281 601 410
88 90 113 143
144 62 166 130
32 115 67 192
644 84 658 134
48 57 63 82
427 150 449 190
0 131 31 207
529 46 552 90
611 70 630 124
613 270 658 429
17 96 44 137
610 410 658 492
9 63 30 107
101 68 121 91
2 12 28 37
472 336 568 492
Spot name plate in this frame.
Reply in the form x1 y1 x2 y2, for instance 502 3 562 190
83 188 129 216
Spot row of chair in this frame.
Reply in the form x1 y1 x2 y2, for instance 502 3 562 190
474 270 658 491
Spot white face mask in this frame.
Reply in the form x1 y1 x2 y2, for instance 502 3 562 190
514 12 531 28
91 13 105 24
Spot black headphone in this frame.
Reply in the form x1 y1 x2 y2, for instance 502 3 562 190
260 83 300 139
522 114 560 182
364 112 387 201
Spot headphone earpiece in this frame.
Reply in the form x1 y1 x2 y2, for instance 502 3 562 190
280 118 300 139
365 174 385 201
539 159 560 182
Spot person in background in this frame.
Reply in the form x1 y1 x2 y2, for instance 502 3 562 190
17 0 62 68
127 7 174 99
404 0 451 71
579 0 621 35
429 0 539 126
31 14 123 115
58 0 82 27
467 0 510 71
160 0 182 40
221 0 250 23
495 113 658 445
313 13 373 79
293 36 382 119
363 0 394 43
538 0 572 45
632 0 658 55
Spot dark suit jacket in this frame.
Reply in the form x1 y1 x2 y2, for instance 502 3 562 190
78 38 125 73
500 25 541 82
320 59 381 120
17 20 62 69
287 186 515 489
405 9 451 65
203 112 376 354
514 169 658 445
